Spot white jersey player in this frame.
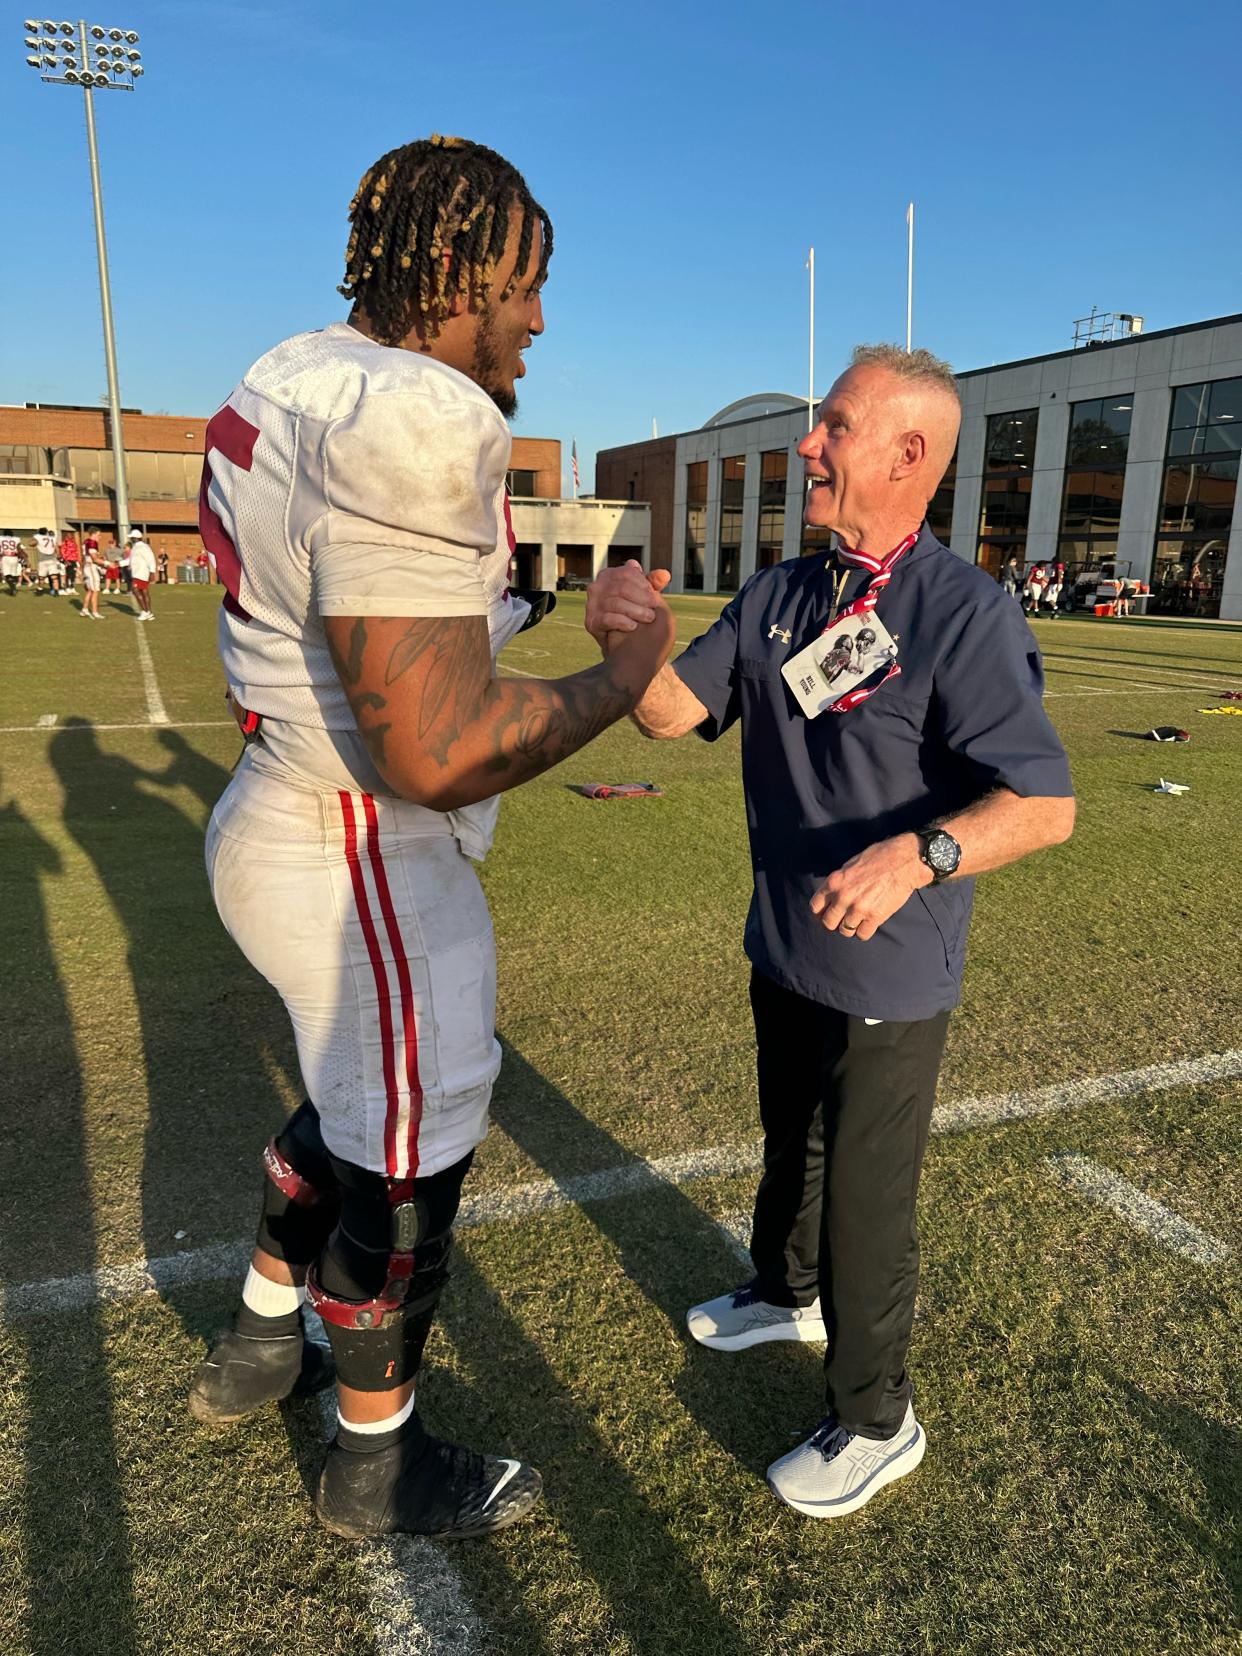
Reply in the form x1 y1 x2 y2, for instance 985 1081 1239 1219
189 135 674 1545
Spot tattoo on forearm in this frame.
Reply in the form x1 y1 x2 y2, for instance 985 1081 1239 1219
478 661 635 782
330 609 646 795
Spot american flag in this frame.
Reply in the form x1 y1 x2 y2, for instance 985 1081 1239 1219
571 439 580 497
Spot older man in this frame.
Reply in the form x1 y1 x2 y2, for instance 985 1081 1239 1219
586 344 1075 1518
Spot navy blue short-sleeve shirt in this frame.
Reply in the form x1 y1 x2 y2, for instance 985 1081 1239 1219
672 526 1073 1020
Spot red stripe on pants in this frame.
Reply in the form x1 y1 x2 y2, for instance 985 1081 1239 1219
361 793 424 1178
338 791 400 1176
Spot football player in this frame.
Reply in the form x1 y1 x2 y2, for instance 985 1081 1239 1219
188 135 674 1543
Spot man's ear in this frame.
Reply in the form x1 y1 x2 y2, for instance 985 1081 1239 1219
891 431 927 481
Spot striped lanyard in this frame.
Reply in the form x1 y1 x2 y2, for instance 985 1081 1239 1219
822 530 918 713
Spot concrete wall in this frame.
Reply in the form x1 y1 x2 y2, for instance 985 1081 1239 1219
0 476 75 534
508 497 651 589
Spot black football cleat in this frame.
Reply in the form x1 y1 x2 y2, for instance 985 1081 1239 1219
316 1414 542 1541
188 1316 334 1424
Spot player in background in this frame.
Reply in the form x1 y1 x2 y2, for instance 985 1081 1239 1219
103 536 122 594
34 528 60 595
0 532 20 596
188 135 674 1543
79 534 104 618
127 528 157 618
59 529 81 590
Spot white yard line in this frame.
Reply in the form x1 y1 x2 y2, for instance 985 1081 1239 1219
1044 1152 1231 1266
8 1051 1238 1656
495 662 553 679
931 1047 1242 1134
1044 678 1233 698
306 1341 484 1656
133 620 171 725
715 1211 754 1268
7 1047 1239 1321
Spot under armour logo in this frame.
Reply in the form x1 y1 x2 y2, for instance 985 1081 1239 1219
768 625 792 644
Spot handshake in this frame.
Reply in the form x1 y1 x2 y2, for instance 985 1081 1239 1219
583 560 674 651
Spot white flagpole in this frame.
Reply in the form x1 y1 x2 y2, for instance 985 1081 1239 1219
807 246 816 429
905 203 914 353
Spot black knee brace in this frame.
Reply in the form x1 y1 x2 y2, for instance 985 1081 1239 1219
255 1100 341 1267
305 1152 472 1392
309 1226 452 1391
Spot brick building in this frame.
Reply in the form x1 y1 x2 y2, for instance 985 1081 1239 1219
0 403 578 565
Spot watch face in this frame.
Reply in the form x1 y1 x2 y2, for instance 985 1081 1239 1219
926 832 960 872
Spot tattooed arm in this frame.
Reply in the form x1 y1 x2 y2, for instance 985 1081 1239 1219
324 606 676 810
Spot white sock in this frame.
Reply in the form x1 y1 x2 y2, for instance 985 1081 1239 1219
240 1265 305 1319
338 1391 417 1437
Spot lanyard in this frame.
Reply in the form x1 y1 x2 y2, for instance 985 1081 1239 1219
820 531 918 713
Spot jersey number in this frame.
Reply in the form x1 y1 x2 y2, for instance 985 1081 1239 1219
199 405 260 620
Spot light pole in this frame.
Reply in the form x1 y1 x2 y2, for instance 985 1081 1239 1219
22 18 144 543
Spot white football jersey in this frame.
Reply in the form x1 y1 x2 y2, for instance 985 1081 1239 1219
201 322 530 858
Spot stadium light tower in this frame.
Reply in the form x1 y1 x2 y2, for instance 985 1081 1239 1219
21 18 145 542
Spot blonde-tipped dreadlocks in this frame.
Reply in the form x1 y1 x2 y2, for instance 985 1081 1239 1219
339 134 553 346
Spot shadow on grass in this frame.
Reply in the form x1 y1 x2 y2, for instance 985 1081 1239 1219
1116 1377 1241 1629
47 719 289 1298
43 719 316 1603
0 774 138 1655
440 1039 815 1653
437 1246 763 1656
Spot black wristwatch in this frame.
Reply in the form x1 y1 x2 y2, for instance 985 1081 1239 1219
916 828 961 884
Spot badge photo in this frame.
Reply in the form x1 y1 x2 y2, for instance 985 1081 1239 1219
780 612 899 718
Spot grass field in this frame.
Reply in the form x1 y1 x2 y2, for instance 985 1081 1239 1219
0 583 1239 1656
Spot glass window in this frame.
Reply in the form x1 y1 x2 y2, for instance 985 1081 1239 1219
68 448 115 495
927 451 956 544
985 408 1038 471
1150 535 1228 617
0 444 51 474
506 468 537 497
1067 396 1131 465
1159 456 1239 535
976 537 1023 580
1151 382 1240 617
979 411 1038 570
1171 384 1209 430
717 455 744 591
127 453 159 497
758 449 786 564
759 449 787 501
979 473 1033 536
684 460 708 589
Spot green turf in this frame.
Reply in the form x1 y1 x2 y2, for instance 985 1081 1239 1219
0 585 1239 1655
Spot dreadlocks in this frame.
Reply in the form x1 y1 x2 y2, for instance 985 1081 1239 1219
338 134 553 347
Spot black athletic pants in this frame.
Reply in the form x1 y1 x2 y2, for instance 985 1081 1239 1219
747 968 950 1440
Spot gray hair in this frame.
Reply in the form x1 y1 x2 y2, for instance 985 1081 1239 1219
850 342 959 404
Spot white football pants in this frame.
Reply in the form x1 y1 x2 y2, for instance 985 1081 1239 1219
206 745 500 1179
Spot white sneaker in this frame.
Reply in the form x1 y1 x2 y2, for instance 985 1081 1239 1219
686 1284 826 1350
767 1403 925 1518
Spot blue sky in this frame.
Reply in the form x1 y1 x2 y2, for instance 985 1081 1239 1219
3 0 1239 492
